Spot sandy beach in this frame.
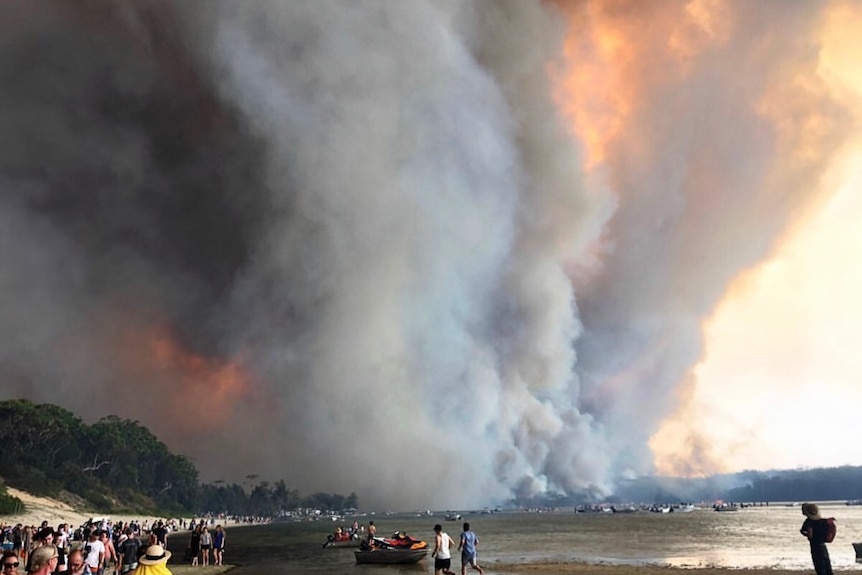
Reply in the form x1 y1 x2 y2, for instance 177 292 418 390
1 488 240 573
1 488 187 531
491 563 805 575
0 490 842 574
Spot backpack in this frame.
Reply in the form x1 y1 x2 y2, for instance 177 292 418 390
825 517 837 543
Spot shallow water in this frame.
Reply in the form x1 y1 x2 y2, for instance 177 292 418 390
168 503 862 574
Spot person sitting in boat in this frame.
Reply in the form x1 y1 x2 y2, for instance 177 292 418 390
324 527 347 547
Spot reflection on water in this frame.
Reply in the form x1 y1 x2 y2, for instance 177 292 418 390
166 504 862 574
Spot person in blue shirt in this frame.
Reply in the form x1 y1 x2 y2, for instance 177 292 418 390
457 522 484 575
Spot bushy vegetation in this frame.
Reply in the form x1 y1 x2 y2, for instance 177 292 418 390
0 399 357 517
0 484 23 515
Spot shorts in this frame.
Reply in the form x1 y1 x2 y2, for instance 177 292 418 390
435 557 452 570
121 562 138 573
461 551 478 566
201 545 211 550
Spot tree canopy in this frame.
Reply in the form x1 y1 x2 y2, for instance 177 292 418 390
0 399 357 517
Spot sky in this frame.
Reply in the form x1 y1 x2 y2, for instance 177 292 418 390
0 0 860 510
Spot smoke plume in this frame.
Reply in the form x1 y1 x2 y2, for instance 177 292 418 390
0 0 851 509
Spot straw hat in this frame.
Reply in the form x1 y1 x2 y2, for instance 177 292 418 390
139 544 172 565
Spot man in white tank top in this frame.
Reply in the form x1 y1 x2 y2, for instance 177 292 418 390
432 524 457 575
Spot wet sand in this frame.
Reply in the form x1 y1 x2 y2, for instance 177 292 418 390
0 489 835 573
491 563 806 575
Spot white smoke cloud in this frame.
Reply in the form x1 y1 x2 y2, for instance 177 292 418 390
0 0 851 509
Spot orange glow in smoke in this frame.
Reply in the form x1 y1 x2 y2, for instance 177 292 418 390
126 324 257 433
552 5 633 170
551 1 729 172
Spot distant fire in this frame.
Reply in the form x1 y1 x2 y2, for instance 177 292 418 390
120 324 258 433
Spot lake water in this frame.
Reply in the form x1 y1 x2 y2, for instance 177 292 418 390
168 503 862 574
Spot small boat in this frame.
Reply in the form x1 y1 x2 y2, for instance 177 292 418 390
322 531 362 548
355 531 428 564
322 537 361 548
354 548 428 564
444 512 461 521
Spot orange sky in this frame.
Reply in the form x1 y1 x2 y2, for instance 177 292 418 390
555 0 862 477
650 0 862 475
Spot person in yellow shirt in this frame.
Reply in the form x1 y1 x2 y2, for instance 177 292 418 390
132 545 173 575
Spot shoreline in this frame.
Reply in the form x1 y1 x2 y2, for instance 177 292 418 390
490 562 814 575
4 490 856 574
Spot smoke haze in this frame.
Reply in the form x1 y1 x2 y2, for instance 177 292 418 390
0 0 852 509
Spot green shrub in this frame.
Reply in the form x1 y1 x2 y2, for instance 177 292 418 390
0 484 23 515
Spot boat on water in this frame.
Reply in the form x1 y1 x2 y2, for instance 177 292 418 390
322 537 361 548
445 512 462 521
322 527 362 548
354 531 428 564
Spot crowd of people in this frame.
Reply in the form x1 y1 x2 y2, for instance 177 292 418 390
0 516 234 575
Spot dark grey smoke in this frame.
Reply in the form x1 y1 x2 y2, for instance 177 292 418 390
0 1 849 509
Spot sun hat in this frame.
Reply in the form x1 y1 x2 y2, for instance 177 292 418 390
139 544 172 565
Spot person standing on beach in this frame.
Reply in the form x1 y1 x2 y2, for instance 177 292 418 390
800 502 833 575
186 527 200 567
211 526 225 567
150 524 167 549
457 523 484 575
25 545 58 575
20 526 33 564
98 532 116 575
117 530 140 575
2 550 21 574
131 544 172 575
431 524 456 575
82 531 104 575
63 549 91 575
198 527 211 567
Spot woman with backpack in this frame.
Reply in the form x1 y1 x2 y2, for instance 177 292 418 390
800 502 834 575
